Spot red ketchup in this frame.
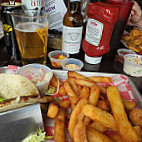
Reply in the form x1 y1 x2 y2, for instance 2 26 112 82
82 2 119 64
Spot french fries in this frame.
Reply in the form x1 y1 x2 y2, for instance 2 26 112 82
54 108 65 142
68 77 80 96
86 126 113 142
75 78 96 88
46 71 141 142
77 84 83 94
47 103 59 118
88 76 113 83
98 84 107 95
134 126 142 141
68 71 93 82
89 85 100 106
68 98 88 139
80 86 90 100
63 80 76 97
69 96 78 109
82 104 117 131
122 99 136 112
108 134 122 142
84 116 92 126
97 100 110 112
73 121 88 142
58 101 71 110
50 75 59 88
58 85 66 96
89 121 107 133
107 86 140 142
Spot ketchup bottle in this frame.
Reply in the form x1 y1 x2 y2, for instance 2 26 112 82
105 0 133 55
82 2 119 64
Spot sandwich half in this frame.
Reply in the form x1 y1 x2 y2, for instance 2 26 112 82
0 74 53 112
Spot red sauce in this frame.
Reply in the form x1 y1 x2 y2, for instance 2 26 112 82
120 51 131 55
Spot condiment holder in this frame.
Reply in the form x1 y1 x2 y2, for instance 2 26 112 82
48 50 69 68
117 48 135 63
61 58 84 71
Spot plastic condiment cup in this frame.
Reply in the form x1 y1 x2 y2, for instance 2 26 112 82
123 54 142 77
17 63 53 93
48 50 69 68
61 58 84 71
117 48 135 63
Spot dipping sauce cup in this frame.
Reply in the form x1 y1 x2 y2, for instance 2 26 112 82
117 48 135 63
61 58 84 71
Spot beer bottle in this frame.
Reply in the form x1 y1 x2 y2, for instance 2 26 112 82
1 1 22 61
62 0 83 57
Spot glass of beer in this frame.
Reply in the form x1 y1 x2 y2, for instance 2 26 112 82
11 10 49 65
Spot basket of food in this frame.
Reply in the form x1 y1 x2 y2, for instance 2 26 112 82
122 27 142 54
0 65 142 142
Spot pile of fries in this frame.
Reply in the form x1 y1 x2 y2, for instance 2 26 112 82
122 27 142 54
46 71 142 142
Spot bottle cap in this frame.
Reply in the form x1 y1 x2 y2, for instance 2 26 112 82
85 54 102 64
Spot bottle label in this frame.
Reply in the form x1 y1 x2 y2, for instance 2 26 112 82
62 25 83 54
85 18 103 46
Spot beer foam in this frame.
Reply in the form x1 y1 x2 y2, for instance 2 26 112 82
15 22 46 32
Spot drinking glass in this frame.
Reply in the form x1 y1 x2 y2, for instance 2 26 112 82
105 0 133 55
11 10 49 65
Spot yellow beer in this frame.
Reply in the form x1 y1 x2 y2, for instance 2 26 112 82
15 22 48 65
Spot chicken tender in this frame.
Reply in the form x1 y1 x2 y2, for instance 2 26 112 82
123 35 131 42
128 45 141 52
122 27 142 54
130 27 141 38
129 108 142 126
131 39 142 46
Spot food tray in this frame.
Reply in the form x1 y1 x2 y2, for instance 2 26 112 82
121 29 142 54
1 67 142 114
0 67 142 141
44 70 142 142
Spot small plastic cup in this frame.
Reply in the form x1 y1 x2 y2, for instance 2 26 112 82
123 54 142 77
48 50 69 68
17 63 53 93
117 48 135 63
61 58 84 71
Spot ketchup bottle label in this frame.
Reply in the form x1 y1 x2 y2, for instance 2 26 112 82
85 18 103 46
